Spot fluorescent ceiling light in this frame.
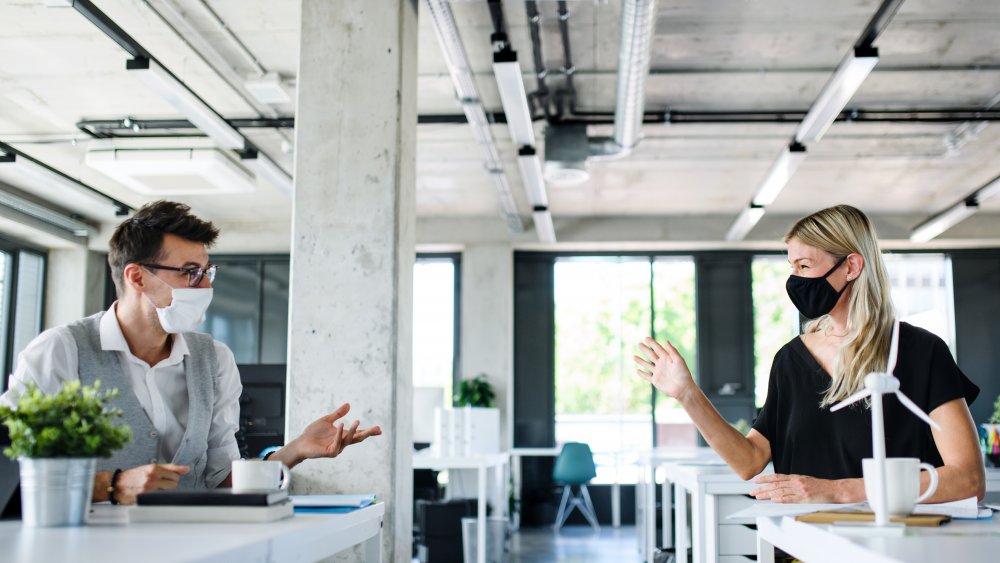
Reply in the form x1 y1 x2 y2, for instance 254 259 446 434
725 206 766 242
0 151 126 220
127 57 245 150
751 142 807 206
493 51 535 147
244 72 292 105
517 147 548 207
796 47 879 144
86 148 256 195
0 189 94 238
532 207 556 243
977 175 1000 202
910 200 978 242
242 151 293 196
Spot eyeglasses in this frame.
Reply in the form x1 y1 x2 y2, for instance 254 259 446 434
140 263 217 287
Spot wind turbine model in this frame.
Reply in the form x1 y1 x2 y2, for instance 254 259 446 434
830 321 942 527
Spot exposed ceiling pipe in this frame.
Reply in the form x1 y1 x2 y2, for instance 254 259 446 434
589 0 657 160
424 0 523 233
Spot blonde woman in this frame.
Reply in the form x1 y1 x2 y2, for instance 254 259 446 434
634 205 984 503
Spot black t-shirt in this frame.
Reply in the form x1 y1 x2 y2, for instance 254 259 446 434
752 322 979 479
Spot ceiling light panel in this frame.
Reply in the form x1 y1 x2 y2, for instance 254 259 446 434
493 52 535 147
751 142 808 206
725 206 766 241
796 48 879 144
86 148 256 195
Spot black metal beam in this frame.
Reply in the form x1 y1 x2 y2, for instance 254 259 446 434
855 0 907 50
71 0 152 59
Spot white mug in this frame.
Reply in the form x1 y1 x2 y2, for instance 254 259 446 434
231 459 290 492
862 457 938 516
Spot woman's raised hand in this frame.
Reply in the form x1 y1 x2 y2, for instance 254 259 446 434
634 337 696 401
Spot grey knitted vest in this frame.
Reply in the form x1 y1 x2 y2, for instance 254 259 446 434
67 312 217 489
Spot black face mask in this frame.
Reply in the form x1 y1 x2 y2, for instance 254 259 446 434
785 255 850 319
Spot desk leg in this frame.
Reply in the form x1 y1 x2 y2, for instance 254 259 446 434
512 455 522 531
674 483 688 563
704 493 718 563
645 465 656 563
661 475 672 549
757 532 776 563
363 524 382 563
612 480 620 529
691 485 704 563
478 465 487 563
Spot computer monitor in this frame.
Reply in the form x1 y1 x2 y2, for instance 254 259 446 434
413 386 445 445
237 364 287 458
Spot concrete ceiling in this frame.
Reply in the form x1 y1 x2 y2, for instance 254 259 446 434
0 0 999 250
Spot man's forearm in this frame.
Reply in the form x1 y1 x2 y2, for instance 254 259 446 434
268 440 304 469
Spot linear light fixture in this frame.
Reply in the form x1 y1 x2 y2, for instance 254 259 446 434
796 47 879 144
242 150 293 195
532 206 556 244
910 200 979 242
0 188 94 238
0 145 129 219
751 142 808 206
127 57 245 150
725 205 766 242
517 146 548 208
493 49 535 147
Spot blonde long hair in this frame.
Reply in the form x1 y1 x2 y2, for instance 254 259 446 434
784 205 896 407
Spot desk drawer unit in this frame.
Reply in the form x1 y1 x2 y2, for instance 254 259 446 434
716 494 757 524
718 524 757 556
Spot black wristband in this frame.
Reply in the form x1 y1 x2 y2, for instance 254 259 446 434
262 450 276 461
108 468 123 505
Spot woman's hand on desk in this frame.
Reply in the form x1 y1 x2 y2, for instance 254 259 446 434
634 337 696 401
278 403 383 468
749 473 862 504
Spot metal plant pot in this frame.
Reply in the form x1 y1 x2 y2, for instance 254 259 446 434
18 457 97 527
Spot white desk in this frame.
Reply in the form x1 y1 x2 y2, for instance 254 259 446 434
662 461 764 563
636 447 719 563
412 451 509 563
0 503 384 563
757 513 1000 563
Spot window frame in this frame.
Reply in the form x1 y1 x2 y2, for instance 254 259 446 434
0 234 48 390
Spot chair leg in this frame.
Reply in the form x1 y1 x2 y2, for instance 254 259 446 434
553 485 571 530
579 485 601 531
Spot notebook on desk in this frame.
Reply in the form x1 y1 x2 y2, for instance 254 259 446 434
137 488 288 507
129 499 294 523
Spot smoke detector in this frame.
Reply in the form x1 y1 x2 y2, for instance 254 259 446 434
85 148 256 195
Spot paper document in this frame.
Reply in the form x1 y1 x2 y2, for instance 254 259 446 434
913 496 985 519
726 501 865 520
290 494 375 508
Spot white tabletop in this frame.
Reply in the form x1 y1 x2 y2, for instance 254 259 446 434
757 512 1000 563
637 446 718 463
0 503 385 563
509 447 562 457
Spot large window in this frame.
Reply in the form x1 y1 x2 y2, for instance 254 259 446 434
752 256 800 407
554 256 697 483
884 253 956 351
1 244 47 388
412 255 459 411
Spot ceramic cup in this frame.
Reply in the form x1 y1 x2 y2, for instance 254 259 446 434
231 459 290 492
862 457 938 516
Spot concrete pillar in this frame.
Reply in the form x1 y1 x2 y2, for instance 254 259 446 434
45 249 107 329
460 245 515 449
287 2 417 561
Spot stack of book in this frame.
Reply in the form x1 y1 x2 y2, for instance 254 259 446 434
130 489 293 523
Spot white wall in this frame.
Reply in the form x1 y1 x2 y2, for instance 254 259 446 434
45 248 106 329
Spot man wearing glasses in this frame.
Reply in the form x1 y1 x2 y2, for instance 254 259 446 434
1 200 381 504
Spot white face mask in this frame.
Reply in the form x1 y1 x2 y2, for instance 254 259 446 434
146 283 214 334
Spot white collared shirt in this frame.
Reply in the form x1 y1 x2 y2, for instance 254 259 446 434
1 303 242 487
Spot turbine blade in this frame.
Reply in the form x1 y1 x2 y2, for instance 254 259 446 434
831 389 871 412
895 391 943 431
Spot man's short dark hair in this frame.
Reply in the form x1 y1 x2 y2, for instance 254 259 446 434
108 200 220 297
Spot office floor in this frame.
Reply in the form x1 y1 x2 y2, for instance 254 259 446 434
507 525 639 563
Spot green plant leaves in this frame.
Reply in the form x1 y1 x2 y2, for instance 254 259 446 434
455 374 496 408
0 380 132 459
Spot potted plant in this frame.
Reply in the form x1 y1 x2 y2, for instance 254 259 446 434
979 394 1000 467
1 380 131 527
455 374 496 408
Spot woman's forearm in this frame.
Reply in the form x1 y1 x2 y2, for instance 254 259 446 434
920 464 985 503
676 384 768 480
